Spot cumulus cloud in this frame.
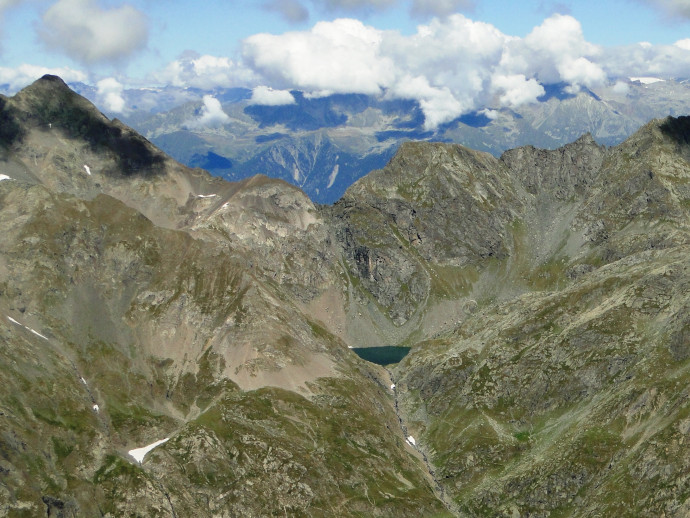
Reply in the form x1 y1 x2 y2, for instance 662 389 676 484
184 95 230 129
389 75 465 129
675 38 690 50
410 0 475 17
263 0 309 23
500 14 605 90
0 64 87 92
600 41 690 79
96 77 126 113
243 15 518 128
217 12 690 129
491 74 544 107
154 52 258 89
243 18 395 96
612 81 631 95
250 86 297 105
38 0 148 65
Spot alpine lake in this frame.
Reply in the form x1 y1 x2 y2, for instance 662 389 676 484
351 346 411 366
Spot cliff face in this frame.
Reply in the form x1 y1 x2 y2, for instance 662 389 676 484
2 76 690 516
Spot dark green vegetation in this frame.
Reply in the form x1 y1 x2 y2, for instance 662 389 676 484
352 346 411 365
2 76 690 516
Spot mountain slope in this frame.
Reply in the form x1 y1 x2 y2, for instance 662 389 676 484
2 76 690 516
0 77 445 516
382 118 690 516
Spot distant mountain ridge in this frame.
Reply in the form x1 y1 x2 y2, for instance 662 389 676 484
64 77 690 204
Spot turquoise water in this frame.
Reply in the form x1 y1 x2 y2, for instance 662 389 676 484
351 346 411 366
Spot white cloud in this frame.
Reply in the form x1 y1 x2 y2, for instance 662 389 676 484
242 15 508 128
250 86 297 105
0 64 87 92
39 0 148 65
184 95 230 129
155 52 257 89
612 80 631 95
410 0 475 17
559 57 606 91
675 38 690 50
601 42 690 79
500 14 604 89
243 18 395 96
491 74 544 107
236 12 690 129
479 108 499 120
389 75 465 129
96 77 126 113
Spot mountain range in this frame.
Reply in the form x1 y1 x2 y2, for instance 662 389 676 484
65 77 690 204
1 75 690 516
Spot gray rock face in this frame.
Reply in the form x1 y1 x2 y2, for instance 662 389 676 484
2 76 690 517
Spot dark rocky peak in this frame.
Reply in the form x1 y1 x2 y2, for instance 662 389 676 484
615 115 690 156
9 75 165 177
659 115 690 141
13 74 104 124
0 95 24 148
346 141 504 201
658 116 690 162
500 132 606 200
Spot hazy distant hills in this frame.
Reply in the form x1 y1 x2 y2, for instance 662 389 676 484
67 77 690 204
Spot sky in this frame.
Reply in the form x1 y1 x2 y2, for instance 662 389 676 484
2 0 690 128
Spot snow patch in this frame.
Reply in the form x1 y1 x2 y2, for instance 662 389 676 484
6 316 48 340
128 438 170 464
28 328 48 340
92 404 99 413
390 384 396 391
80 377 87 385
83 165 91 176
196 194 217 199
630 77 665 85
327 164 339 189
0 174 13 182
292 165 300 183
406 436 416 446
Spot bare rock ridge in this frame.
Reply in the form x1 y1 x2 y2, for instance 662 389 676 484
1 76 690 516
